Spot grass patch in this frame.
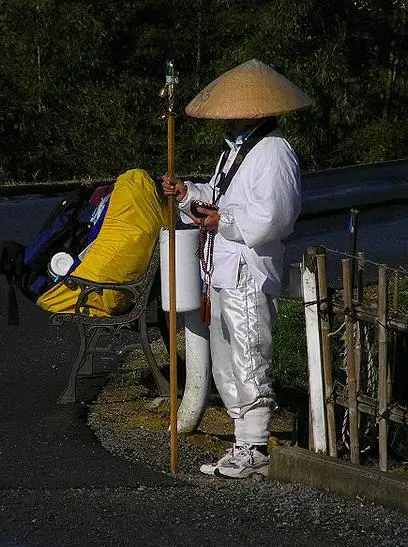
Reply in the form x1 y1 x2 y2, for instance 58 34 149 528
88 302 303 457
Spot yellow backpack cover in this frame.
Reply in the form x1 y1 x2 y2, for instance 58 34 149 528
38 169 168 316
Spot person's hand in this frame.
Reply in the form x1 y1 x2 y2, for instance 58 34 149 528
192 207 220 230
162 174 187 202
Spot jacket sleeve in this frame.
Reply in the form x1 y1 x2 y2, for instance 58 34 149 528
178 153 223 222
232 140 301 248
177 180 214 223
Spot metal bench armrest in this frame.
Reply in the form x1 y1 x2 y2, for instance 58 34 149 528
50 239 161 326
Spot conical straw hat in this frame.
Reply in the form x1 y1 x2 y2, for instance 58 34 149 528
185 59 312 119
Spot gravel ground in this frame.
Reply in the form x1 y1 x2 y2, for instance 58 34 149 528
82 340 408 546
2 480 407 547
2 481 408 547
2 195 408 545
86 399 408 547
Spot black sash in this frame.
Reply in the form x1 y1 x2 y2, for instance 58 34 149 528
199 117 277 326
212 117 277 205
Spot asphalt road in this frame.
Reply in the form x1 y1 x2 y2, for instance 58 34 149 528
284 202 408 295
1 195 408 546
0 196 179 544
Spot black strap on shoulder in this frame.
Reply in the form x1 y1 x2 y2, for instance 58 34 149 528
213 117 277 205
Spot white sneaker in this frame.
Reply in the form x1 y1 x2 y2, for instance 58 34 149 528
199 446 237 475
214 444 269 479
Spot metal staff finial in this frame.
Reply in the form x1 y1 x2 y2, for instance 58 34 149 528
160 59 178 116
160 60 178 181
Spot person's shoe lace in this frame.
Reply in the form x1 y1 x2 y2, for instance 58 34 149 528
199 444 238 475
213 443 269 478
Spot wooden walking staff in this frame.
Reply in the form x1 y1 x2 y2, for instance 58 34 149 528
160 60 179 473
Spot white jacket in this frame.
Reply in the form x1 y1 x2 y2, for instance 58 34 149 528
179 129 301 296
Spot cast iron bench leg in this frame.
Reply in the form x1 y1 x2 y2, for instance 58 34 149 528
138 311 170 396
58 323 89 404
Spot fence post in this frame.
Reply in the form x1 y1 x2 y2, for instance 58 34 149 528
378 265 388 472
316 249 337 457
342 258 360 464
355 252 365 395
302 247 327 453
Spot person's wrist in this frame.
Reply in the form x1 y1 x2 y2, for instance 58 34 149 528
176 184 188 202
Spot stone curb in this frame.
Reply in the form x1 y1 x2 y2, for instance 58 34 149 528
268 446 408 514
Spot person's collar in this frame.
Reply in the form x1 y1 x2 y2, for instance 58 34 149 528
224 121 266 150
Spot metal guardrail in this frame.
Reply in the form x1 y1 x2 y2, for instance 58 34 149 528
1 158 407 218
301 158 408 216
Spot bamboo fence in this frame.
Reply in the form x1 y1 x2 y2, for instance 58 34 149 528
303 247 408 472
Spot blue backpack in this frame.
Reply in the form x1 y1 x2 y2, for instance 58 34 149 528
0 185 111 324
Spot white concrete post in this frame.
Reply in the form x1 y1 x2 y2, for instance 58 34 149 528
302 249 327 453
177 310 211 433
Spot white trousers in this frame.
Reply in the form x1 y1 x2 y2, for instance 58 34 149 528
209 264 278 445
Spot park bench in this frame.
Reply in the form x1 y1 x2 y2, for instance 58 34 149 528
49 238 172 403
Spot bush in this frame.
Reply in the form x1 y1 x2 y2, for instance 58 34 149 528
272 298 308 393
338 118 408 166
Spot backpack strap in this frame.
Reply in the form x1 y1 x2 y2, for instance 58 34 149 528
0 241 26 325
213 117 277 205
6 278 19 326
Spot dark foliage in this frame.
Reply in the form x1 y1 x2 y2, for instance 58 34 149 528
1 0 407 182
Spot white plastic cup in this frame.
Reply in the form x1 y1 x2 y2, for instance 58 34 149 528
47 252 74 282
